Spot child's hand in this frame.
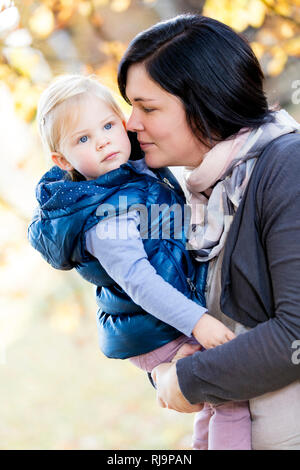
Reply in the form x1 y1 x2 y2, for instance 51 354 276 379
192 313 236 349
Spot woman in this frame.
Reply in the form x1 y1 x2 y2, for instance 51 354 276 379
117 14 300 449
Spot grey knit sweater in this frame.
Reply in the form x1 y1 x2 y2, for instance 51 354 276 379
177 133 300 404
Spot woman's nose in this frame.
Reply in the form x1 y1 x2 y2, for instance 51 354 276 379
126 110 144 132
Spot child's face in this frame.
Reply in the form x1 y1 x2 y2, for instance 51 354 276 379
58 94 131 180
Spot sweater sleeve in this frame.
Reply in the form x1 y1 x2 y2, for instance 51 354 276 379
176 138 300 405
85 211 207 337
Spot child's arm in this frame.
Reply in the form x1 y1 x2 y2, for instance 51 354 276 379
85 210 235 348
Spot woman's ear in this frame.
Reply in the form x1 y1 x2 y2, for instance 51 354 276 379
51 152 73 171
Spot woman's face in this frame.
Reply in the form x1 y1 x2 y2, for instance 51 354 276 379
125 63 209 168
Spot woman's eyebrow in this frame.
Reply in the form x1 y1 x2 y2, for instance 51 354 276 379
132 97 156 102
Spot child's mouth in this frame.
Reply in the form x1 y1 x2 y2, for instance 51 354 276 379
103 152 119 162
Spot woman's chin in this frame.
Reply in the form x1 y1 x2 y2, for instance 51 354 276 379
144 150 164 169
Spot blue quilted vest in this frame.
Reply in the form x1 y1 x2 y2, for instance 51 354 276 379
28 159 208 359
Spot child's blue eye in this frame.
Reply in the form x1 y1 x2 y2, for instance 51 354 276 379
79 135 88 143
104 123 112 130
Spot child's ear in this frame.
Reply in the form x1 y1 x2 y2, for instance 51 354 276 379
51 152 73 171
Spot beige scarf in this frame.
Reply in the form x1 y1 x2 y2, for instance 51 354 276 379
184 109 300 261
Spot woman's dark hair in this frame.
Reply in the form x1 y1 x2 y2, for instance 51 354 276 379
69 168 86 182
118 14 273 144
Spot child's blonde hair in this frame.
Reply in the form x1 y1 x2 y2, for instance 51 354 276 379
37 74 126 180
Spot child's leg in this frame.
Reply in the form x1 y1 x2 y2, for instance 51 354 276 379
128 335 199 372
192 403 213 450
208 401 252 450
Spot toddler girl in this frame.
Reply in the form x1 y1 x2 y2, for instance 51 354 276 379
28 74 251 450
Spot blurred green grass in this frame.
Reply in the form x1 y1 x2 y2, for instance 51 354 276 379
0 307 194 450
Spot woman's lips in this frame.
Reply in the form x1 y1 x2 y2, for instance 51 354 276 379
102 152 119 161
139 142 154 150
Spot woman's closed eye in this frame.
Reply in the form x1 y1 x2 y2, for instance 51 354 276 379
141 106 155 113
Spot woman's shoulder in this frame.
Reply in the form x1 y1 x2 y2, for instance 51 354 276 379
257 132 300 186
265 132 300 166
253 132 300 217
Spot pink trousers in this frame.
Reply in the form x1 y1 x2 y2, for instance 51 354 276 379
193 401 251 450
129 335 252 450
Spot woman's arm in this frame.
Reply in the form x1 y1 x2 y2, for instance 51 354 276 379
175 140 300 405
176 318 300 405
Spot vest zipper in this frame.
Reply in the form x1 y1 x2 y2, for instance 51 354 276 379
163 240 195 293
187 277 196 292
162 177 175 189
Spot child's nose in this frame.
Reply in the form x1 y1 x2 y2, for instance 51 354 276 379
96 137 109 150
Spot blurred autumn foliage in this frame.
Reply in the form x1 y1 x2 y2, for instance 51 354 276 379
1 0 299 124
0 0 299 450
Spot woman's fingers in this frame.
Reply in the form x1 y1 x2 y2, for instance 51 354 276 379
151 362 203 413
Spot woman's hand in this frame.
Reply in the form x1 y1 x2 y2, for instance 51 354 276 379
151 343 203 413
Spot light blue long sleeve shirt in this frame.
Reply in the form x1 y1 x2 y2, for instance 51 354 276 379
85 160 207 337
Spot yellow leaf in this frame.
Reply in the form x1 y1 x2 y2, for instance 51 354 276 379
203 0 262 32
59 0 75 7
248 0 266 28
267 47 288 76
251 41 265 59
203 0 229 25
100 40 127 61
280 22 295 39
275 0 292 16
9 47 40 76
230 8 250 32
12 77 41 121
78 1 93 16
110 0 131 13
0 63 12 80
283 36 300 56
28 5 54 38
